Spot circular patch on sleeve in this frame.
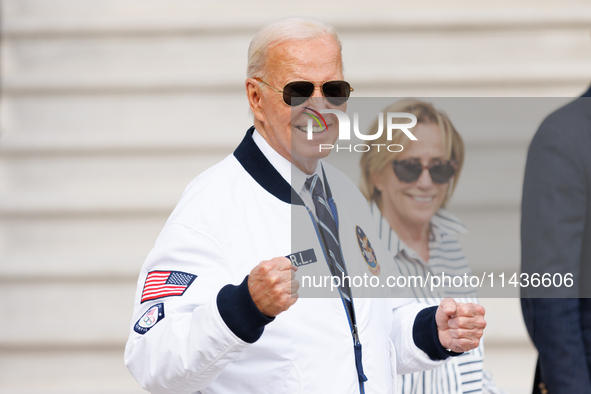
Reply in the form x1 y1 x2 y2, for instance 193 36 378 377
356 226 380 276
134 303 165 335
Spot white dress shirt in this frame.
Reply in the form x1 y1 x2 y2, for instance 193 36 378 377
253 129 324 216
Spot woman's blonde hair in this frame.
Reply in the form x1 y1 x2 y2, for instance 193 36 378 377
359 99 464 208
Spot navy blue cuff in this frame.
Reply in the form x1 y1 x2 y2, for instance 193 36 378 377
217 275 274 343
413 305 463 361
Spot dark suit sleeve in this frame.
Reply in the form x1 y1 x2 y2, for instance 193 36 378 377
521 121 590 393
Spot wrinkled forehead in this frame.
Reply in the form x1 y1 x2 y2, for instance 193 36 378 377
263 36 343 78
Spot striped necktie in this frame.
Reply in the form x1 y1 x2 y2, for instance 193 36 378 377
305 174 368 389
305 175 353 313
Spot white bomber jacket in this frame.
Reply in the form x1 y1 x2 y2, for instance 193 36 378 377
124 128 451 394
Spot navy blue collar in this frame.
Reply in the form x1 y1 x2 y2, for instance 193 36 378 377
582 84 591 98
233 127 305 206
233 127 334 206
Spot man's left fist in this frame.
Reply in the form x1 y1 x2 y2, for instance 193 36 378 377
436 298 486 353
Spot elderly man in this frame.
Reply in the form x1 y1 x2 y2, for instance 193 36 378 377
125 17 485 394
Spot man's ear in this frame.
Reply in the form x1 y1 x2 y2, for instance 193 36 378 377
246 78 266 123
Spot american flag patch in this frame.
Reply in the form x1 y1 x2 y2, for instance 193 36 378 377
141 270 197 304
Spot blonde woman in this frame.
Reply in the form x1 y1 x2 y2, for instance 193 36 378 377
360 99 504 394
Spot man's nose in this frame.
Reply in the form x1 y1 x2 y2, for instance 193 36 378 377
307 84 329 110
311 83 324 98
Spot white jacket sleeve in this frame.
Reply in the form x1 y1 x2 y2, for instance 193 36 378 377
124 223 269 394
390 300 450 375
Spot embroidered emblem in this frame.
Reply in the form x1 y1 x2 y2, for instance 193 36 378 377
134 303 165 335
141 270 197 304
355 226 380 275
288 248 318 267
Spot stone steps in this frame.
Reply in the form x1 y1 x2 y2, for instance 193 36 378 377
3 26 590 95
0 349 147 394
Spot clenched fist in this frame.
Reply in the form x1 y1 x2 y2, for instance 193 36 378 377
248 257 300 317
436 298 486 353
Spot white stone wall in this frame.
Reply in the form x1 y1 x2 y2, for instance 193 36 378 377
1 1 591 392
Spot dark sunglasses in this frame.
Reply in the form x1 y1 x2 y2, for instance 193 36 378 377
254 77 353 106
392 159 459 184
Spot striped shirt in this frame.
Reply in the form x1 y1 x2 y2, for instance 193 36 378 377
370 202 505 394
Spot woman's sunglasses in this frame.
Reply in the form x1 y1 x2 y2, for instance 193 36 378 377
392 159 459 184
254 77 353 106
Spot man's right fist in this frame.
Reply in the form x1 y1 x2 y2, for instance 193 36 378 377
248 257 299 317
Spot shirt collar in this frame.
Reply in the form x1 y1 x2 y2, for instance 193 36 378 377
252 128 324 194
430 209 468 236
369 201 468 261
294 162 324 195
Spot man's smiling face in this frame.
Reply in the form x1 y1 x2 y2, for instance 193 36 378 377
250 35 345 174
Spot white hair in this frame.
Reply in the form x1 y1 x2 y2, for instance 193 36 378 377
247 17 343 79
